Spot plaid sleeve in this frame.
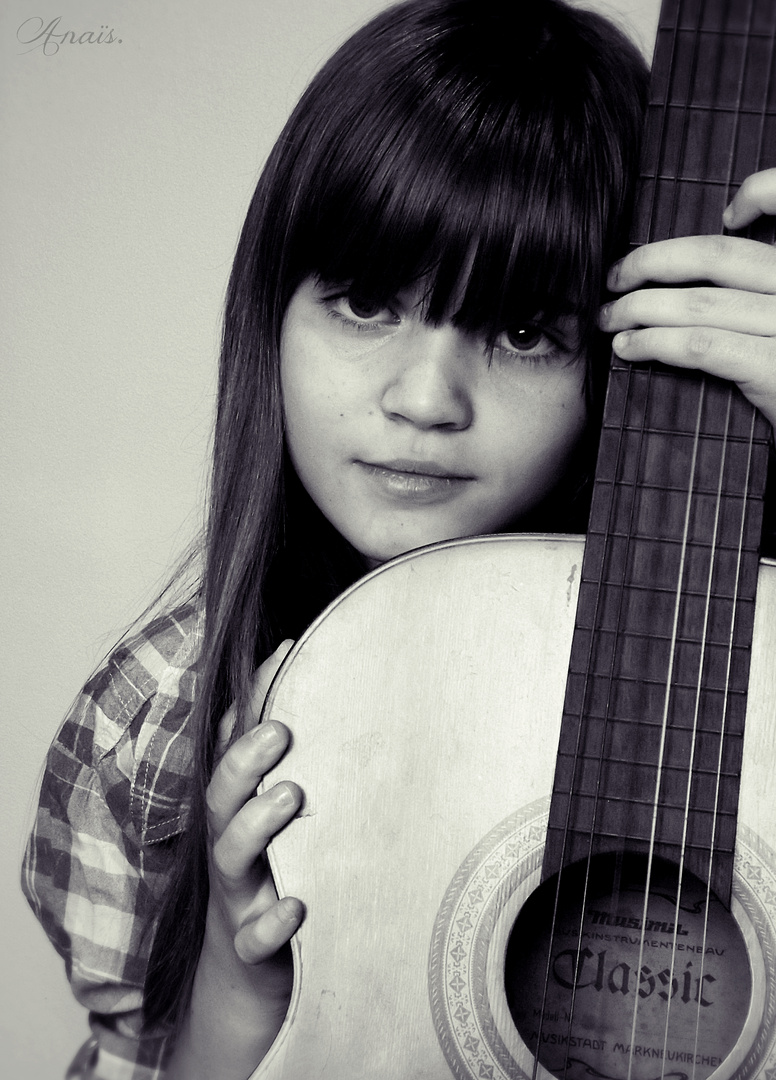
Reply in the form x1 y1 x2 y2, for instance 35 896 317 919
22 604 203 1080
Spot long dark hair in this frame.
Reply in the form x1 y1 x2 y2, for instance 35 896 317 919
143 0 649 1030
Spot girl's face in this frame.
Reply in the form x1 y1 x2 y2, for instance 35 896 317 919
281 277 588 568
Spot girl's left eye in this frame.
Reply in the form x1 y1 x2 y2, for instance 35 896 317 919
322 291 400 330
346 296 391 320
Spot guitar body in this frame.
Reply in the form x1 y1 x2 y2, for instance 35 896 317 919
255 535 776 1079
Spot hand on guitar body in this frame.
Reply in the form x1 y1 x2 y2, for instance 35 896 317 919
600 167 776 429
165 640 302 1080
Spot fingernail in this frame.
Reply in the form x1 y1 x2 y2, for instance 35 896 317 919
253 720 282 744
608 260 623 288
278 897 303 924
273 782 297 807
613 331 631 353
599 301 613 326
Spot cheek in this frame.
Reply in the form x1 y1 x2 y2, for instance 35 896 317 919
495 374 587 470
281 329 332 445
498 396 587 515
281 343 366 509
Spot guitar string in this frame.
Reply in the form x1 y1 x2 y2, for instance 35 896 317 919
528 4 764 1075
687 1 776 1073
543 0 685 1073
561 0 772 1071
606 5 697 1075
548 367 649 1079
533 334 650 1066
549 0 687 1068
624 386 706 1080
661 388 734 1080
617 2 712 1071
690 407 760 1075
642 1 749 1073
684 1 763 1074
539 215 664 1077
619 1 761 1072
605 0 715 1074
574 2 752 1072
529 135 664 1068
612 0 760 1070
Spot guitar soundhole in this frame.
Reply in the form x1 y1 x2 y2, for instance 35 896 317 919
505 852 752 1079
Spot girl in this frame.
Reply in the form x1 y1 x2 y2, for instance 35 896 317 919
22 0 776 1077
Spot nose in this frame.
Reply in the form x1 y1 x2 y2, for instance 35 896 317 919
380 324 473 431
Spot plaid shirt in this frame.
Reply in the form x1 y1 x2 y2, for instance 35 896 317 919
22 602 204 1079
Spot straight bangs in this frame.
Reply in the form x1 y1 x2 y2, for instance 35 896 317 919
271 0 648 359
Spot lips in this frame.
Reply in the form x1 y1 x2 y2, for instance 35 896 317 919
361 457 473 480
356 458 474 503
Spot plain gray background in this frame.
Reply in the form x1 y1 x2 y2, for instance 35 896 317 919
1 1 660 1075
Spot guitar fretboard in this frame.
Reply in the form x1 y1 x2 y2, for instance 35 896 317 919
542 0 776 905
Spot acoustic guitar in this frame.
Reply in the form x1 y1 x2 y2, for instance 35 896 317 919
255 0 776 1075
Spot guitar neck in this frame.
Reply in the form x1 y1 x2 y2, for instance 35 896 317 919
542 0 776 905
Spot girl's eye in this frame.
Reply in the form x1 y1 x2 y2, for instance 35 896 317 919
504 325 545 351
320 288 400 330
492 323 563 360
347 296 387 320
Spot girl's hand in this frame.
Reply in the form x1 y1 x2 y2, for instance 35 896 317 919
599 168 776 430
166 640 302 1079
207 638 302 976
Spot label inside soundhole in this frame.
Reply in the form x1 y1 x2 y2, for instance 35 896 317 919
506 853 751 1079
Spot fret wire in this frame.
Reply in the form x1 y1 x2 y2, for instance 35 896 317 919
600 436 759 453
654 31 774 38
589 486 757 501
642 171 767 183
552 833 733 851
567 709 748 736
601 423 759 436
657 22 772 38
647 106 774 116
566 673 748 693
578 627 749 645
582 578 753 597
599 423 762 442
555 756 741 780
588 533 754 548
552 827 735 851
553 789 744 811
555 792 739 813
569 665 750 688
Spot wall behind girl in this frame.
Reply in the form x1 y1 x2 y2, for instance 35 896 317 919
3 1 660 1077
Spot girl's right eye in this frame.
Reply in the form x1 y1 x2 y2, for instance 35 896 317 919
319 290 401 331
